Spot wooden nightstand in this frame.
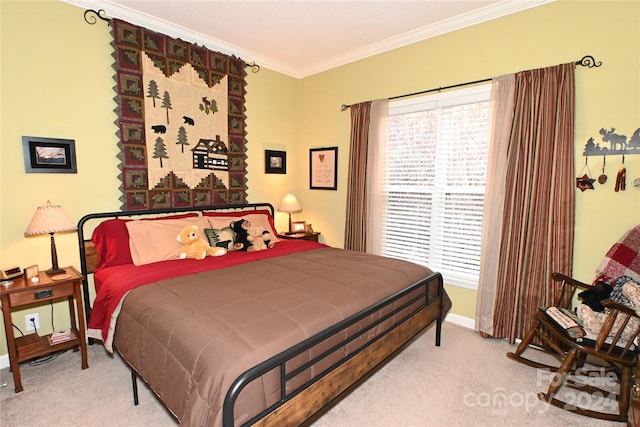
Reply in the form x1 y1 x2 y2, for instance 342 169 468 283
278 232 321 242
0 266 88 392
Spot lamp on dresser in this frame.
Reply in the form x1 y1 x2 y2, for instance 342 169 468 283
24 201 77 276
278 193 302 235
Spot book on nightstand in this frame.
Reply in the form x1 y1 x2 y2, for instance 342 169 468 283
48 329 75 345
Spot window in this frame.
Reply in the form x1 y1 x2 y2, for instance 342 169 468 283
380 84 491 289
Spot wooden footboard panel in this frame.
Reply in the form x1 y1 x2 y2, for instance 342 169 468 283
224 272 444 427
255 301 441 427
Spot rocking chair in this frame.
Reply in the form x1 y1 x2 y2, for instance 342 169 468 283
507 273 596 370
534 299 640 421
507 224 640 420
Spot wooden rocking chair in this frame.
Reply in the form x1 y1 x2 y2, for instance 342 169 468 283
507 272 595 370
535 299 640 421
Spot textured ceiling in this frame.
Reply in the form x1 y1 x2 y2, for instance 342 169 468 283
65 0 552 78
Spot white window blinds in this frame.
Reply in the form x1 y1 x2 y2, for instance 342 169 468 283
382 84 491 289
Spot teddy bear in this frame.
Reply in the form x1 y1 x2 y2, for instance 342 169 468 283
246 225 276 252
230 219 252 251
177 225 226 260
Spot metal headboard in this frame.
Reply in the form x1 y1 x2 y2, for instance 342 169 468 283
76 203 275 326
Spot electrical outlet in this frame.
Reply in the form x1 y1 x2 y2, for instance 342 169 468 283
25 313 40 332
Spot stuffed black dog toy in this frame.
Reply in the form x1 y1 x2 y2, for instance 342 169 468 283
577 281 612 312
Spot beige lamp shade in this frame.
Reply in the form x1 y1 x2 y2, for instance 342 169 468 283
278 193 302 213
278 194 302 234
24 201 77 276
25 201 77 236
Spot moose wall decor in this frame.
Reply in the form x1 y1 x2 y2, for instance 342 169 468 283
583 127 640 156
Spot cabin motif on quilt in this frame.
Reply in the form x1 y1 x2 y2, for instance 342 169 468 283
112 19 248 210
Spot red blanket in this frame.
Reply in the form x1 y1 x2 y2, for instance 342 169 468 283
595 224 640 284
88 240 325 351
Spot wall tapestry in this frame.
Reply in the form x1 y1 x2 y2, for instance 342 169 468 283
112 19 248 210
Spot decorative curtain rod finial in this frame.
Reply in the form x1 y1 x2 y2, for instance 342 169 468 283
84 9 111 26
245 62 260 73
576 55 602 68
340 104 350 111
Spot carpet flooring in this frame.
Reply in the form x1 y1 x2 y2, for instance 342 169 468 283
0 322 627 426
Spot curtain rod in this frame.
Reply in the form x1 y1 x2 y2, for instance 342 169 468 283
340 55 602 111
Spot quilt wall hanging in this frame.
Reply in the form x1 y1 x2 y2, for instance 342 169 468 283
112 19 248 210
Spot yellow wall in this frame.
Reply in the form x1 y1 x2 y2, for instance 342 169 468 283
1 0 638 358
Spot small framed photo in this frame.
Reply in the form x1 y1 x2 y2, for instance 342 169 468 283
291 221 307 233
265 150 286 174
310 147 338 190
24 265 39 283
22 136 77 174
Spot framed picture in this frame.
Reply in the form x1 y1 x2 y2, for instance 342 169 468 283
265 150 286 174
291 221 307 233
24 265 39 283
22 136 77 174
309 147 338 190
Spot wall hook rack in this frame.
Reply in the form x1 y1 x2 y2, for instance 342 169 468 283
583 127 640 157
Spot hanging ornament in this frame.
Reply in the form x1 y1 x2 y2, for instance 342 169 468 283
576 157 595 192
598 155 607 184
615 155 626 192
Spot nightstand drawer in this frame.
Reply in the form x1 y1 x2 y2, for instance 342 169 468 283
8 281 74 306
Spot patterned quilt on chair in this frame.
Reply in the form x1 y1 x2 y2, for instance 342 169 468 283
596 224 640 284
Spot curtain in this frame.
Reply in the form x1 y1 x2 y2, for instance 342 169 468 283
344 100 388 251
475 74 515 335
365 100 389 254
344 102 371 251
481 63 576 343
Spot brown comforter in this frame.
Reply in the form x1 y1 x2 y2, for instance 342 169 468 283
113 246 450 426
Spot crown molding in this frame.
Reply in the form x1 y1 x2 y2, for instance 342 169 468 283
301 0 555 77
63 0 554 79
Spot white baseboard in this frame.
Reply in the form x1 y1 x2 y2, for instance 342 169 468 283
445 313 474 329
0 354 8 370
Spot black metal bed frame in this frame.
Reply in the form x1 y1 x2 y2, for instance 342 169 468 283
76 202 444 426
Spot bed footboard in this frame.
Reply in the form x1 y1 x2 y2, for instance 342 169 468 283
223 272 444 427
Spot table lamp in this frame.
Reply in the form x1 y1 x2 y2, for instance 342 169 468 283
278 194 302 235
24 201 77 276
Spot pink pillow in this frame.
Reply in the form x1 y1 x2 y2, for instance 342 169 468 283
126 217 211 266
91 213 198 270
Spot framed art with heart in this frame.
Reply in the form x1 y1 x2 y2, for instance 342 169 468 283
310 147 338 190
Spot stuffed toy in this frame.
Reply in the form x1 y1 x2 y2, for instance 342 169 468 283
177 225 226 260
230 219 252 251
262 228 276 249
577 281 612 312
246 225 275 252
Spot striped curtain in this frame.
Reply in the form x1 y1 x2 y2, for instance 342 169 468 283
487 63 576 343
344 101 372 251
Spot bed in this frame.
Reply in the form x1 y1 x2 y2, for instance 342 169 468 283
77 203 451 426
